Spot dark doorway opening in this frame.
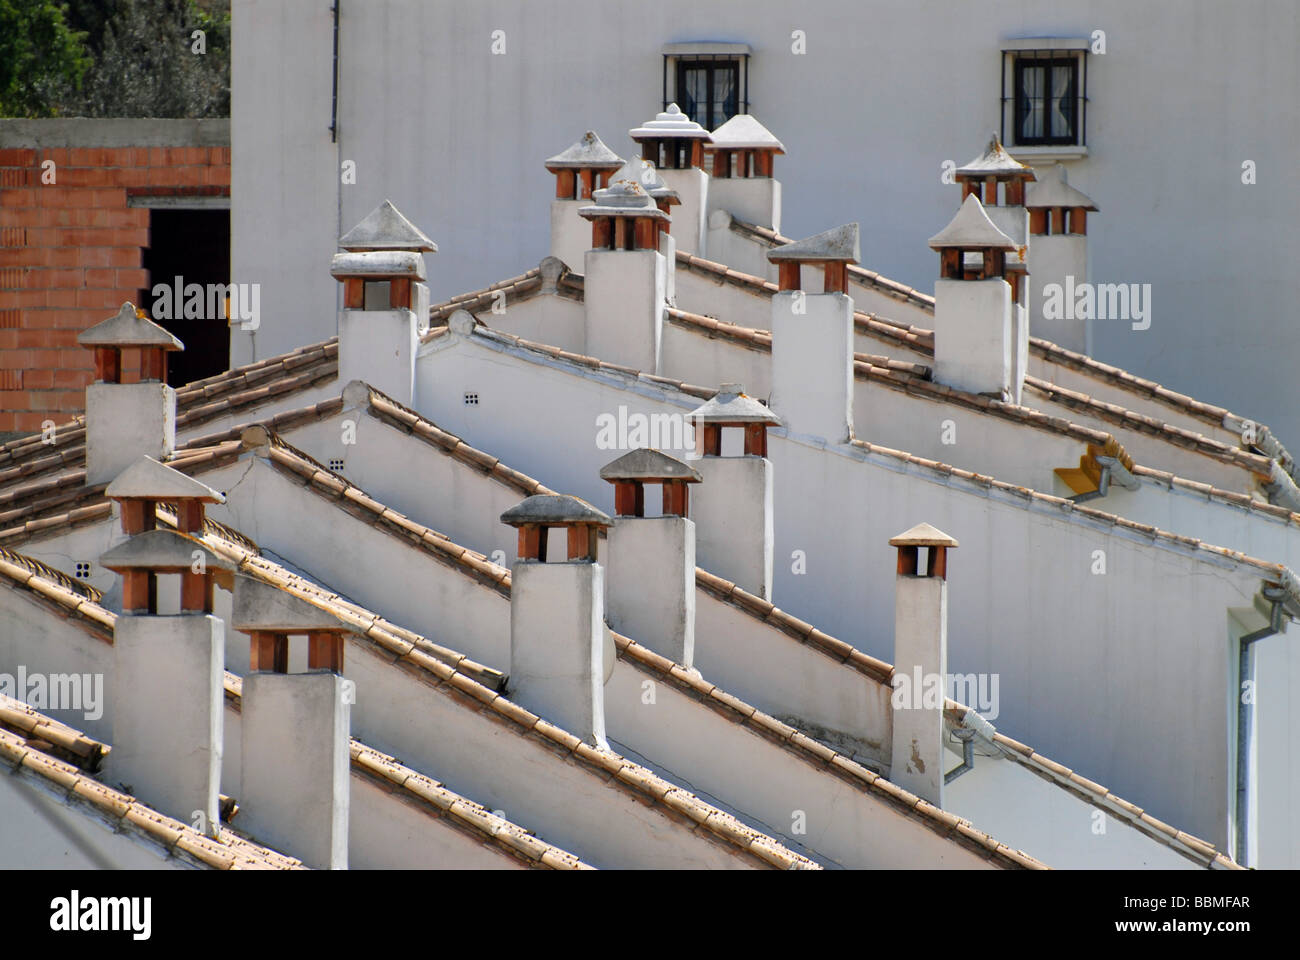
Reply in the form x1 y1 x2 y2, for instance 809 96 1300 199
139 208 231 388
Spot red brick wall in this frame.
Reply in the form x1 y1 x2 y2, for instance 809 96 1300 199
0 145 230 434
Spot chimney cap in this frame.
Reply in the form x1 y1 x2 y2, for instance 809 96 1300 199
500 494 612 528
706 114 785 152
686 383 782 425
609 158 680 203
889 522 959 548
77 303 183 351
767 223 860 264
629 102 711 140
105 455 226 504
928 195 1017 250
955 133 1037 180
231 574 349 634
330 249 428 281
1025 163 1099 211
578 180 669 220
544 131 624 171
99 528 234 574
338 199 437 252
599 448 702 483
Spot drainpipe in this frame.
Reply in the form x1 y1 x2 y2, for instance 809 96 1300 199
945 705 997 784
1263 461 1300 512
1235 585 1287 867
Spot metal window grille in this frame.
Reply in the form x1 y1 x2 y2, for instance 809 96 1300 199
662 54 750 130
1001 50 1088 147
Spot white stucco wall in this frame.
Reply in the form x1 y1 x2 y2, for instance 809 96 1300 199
944 753 1204 869
233 0 1300 447
0 774 197 870
229 0 339 365
410 332 1296 859
478 293 586 354
258 363 1259 869
199 457 514 667
604 659 996 869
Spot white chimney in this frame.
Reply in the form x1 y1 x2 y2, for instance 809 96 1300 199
501 495 613 746
928 194 1022 402
1026 164 1099 354
955 135 1035 397
704 113 784 234
629 104 711 256
888 522 958 807
545 131 625 272
685 385 779 600
232 575 352 870
600 449 701 668
331 200 435 407
100 457 230 835
77 303 182 486
579 180 670 373
766 224 858 444
608 157 680 303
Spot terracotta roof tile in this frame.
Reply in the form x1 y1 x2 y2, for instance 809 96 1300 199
719 216 1294 451
0 724 304 869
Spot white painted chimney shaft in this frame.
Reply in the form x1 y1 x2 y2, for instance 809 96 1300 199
888 523 958 808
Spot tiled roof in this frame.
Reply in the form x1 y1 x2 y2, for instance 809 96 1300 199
425 264 583 329
722 217 1291 447
665 255 1277 479
348 739 593 869
0 692 108 770
610 628 1041 868
725 217 937 310
0 723 305 869
944 704 1238 869
413 326 1300 587
240 434 1030 866
663 307 1141 470
0 544 594 870
430 322 719 400
0 338 339 488
0 671 301 871
1 383 1261 867
158 428 1016 865
350 384 1300 651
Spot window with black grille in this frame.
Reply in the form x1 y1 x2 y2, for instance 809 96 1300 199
661 44 750 132
1000 45 1089 149
676 60 739 130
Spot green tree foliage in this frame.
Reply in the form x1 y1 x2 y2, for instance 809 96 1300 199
70 0 230 117
0 0 91 117
61 0 128 54
0 0 230 118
